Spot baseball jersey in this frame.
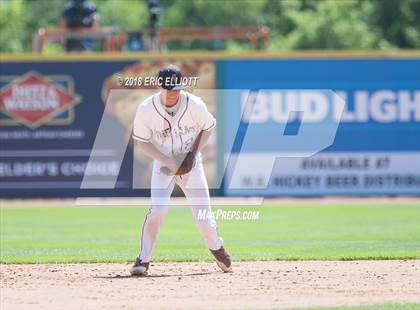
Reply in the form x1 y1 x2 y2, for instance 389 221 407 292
132 91 216 161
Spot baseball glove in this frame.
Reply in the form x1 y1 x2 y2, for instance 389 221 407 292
161 152 196 176
175 151 195 175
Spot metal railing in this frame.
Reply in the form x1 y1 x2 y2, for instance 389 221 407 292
33 25 269 53
33 27 125 53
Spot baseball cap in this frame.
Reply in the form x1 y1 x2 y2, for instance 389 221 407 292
158 64 185 90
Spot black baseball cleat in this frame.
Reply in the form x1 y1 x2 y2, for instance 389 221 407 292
129 257 149 276
210 246 232 272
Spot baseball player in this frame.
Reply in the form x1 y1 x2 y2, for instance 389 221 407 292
130 64 232 276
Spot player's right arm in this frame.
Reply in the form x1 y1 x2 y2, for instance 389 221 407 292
133 103 177 171
134 140 177 172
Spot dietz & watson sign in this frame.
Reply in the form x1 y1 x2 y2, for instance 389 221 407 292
0 71 81 128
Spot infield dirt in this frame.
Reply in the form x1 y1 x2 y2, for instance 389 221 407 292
1 260 419 310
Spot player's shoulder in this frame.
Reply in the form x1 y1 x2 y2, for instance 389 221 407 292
135 93 159 118
137 93 157 110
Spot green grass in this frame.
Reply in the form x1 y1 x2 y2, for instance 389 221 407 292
302 304 420 310
0 204 419 263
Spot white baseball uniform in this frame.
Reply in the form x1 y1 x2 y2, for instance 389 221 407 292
132 90 223 262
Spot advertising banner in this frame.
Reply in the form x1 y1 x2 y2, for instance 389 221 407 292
221 58 420 195
1 55 418 197
0 57 216 197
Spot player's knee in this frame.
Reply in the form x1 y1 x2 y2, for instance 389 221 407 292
152 197 170 210
146 208 167 225
196 221 215 238
150 201 169 213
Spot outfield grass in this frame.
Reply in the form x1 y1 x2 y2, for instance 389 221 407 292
0 204 419 263
302 304 420 310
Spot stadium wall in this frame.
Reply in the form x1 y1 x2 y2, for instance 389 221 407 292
0 52 419 197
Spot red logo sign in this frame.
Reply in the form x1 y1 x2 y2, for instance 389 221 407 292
0 71 81 128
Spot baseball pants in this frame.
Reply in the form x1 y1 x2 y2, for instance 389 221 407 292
138 162 223 262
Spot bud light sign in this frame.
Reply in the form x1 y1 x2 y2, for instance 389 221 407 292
220 58 420 195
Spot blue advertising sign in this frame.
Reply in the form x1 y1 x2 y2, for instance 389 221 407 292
221 57 420 195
